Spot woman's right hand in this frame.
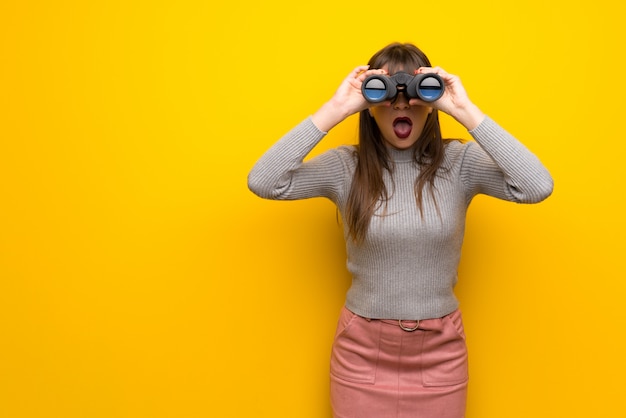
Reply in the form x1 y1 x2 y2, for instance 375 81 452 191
311 66 386 132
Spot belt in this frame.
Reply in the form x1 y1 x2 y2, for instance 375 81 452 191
364 317 421 332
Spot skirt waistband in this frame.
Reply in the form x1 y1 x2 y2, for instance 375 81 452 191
357 309 460 332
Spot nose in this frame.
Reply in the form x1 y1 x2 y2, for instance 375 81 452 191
392 92 410 110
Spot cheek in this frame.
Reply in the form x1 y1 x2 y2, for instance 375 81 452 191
370 108 389 124
370 114 392 136
415 108 431 122
413 111 431 131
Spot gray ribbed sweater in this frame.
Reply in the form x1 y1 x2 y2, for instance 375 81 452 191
248 116 553 320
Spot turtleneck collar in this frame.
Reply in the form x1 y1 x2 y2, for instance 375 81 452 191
386 145 415 163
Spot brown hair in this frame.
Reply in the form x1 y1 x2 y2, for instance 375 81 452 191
345 43 451 243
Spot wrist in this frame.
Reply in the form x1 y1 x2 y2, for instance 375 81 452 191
450 102 485 131
311 99 354 132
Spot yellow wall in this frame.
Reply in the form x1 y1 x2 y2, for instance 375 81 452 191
1 1 624 417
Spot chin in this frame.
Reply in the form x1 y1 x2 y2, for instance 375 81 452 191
391 137 418 150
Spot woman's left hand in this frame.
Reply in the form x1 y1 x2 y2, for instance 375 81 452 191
411 67 485 130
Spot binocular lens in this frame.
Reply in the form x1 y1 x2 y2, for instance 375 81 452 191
362 78 388 102
417 76 444 101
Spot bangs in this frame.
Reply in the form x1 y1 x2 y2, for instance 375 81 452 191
367 43 432 73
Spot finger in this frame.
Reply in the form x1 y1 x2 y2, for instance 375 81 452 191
416 66 434 74
418 66 451 78
409 98 439 109
408 98 426 106
352 65 370 77
434 67 457 83
361 67 386 77
356 67 387 83
369 100 392 109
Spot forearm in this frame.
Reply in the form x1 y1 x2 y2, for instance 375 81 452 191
311 98 360 133
468 117 554 203
248 117 326 199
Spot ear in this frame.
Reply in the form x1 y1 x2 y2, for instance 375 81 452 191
368 108 374 117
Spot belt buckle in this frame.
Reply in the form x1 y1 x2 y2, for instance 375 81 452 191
398 319 420 332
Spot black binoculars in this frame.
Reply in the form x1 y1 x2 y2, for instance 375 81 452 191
361 71 445 103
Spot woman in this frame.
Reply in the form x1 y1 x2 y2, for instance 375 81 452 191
247 42 553 418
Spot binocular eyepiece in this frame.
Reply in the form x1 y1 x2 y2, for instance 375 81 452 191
362 71 445 103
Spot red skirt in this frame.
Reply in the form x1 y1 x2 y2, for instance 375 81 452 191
330 306 469 418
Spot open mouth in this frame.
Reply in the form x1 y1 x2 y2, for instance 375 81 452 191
393 117 413 139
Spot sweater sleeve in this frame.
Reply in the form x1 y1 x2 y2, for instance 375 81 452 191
247 117 352 202
460 116 554 203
